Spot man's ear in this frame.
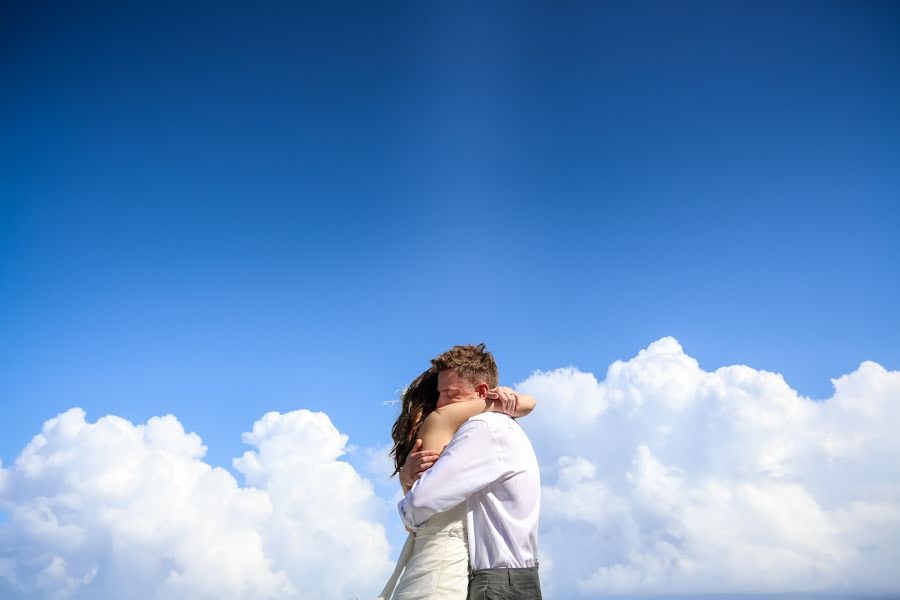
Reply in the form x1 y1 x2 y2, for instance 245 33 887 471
475 382 490 399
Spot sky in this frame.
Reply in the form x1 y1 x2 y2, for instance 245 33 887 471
1 1 899 598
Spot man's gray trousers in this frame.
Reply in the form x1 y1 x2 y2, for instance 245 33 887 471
467 566 541 599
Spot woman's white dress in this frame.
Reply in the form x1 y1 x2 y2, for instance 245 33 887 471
377 502 468 599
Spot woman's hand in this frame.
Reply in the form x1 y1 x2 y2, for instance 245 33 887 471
486 386 537 418
487 386 519 416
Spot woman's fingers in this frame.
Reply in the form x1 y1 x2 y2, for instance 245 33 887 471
489 386 518 415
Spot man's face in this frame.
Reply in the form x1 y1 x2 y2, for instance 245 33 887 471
437 369 481 409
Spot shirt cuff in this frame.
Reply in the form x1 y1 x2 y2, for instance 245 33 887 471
397 495 421 532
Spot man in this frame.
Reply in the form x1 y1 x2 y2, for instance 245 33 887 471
398 344 542 599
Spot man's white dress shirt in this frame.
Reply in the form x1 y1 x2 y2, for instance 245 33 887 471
398 412 540 571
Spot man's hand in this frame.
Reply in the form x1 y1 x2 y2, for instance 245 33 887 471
399 439 440 492
487 386 519 416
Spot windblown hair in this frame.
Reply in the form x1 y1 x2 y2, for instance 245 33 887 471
390 367 439 476
430 343 499 389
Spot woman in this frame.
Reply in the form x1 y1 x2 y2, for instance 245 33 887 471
378 367 536 599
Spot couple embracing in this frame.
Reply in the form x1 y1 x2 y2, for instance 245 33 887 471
378 344 542 599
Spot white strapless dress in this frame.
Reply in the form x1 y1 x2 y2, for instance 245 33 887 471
377 502 468 600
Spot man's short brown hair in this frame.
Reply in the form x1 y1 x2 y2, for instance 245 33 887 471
431 343 499 389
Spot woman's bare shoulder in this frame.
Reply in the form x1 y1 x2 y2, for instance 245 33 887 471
419 409 443 431
417 401 488 453
419 404 464 432
417 409 455 453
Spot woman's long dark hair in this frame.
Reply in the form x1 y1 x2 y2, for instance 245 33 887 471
389 367 439 476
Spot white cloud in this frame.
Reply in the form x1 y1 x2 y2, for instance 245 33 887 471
518 337 900 597
232 410 392 599
0 408 392 599
2 338 898 598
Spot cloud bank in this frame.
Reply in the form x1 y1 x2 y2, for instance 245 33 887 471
518 337 900 597
1 337 898 598
0 408 391 599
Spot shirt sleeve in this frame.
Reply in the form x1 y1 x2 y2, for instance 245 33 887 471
397 417 516 530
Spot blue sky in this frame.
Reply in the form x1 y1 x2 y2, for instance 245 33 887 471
2 0 898 477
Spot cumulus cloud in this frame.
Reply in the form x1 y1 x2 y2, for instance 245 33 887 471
0 408 391 599
518 337 900 597
2 338 898 599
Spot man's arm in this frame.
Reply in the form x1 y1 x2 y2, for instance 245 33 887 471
398 418 520 530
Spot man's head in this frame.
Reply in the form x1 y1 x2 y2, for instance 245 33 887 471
432 343 499 409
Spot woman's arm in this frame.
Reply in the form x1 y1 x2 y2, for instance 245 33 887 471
418 389 537 453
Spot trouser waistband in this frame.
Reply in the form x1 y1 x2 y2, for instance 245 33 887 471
469 565 540 583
